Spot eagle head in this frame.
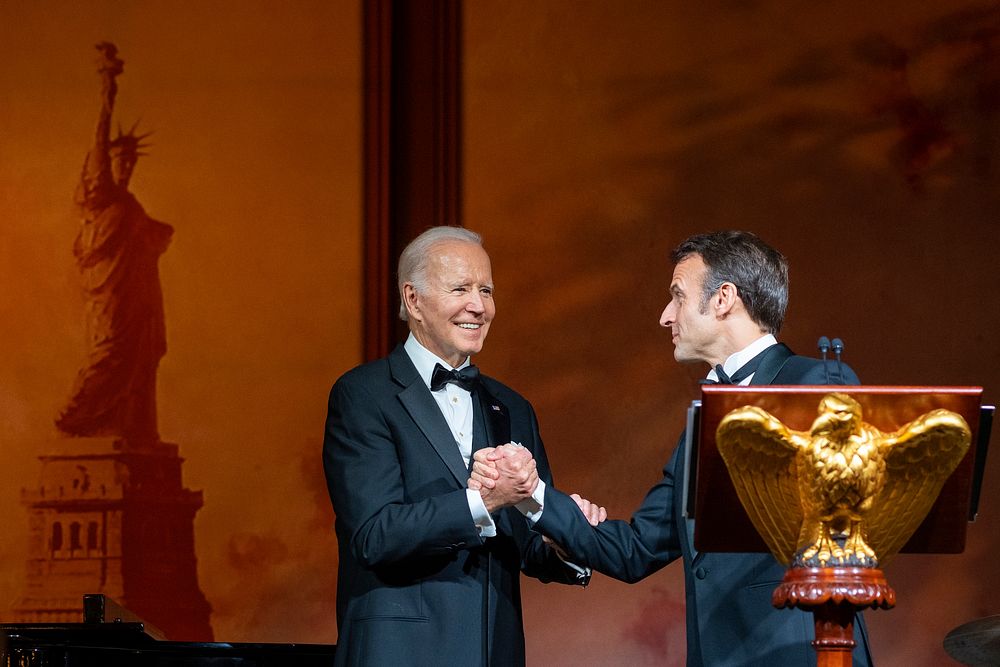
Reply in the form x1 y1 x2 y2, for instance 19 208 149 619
810 392 862 439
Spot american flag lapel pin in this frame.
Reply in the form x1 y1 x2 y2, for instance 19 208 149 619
491 404 501 411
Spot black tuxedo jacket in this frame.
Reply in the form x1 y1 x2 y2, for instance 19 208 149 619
323 345 584 666
537 344 875 667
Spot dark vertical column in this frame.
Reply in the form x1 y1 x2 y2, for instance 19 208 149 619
363 0 463 361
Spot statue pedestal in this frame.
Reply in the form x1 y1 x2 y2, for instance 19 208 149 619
773 567 895 667
11 436 212 640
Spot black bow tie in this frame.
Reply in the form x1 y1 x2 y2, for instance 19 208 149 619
430 363 480 392
704 347 771 385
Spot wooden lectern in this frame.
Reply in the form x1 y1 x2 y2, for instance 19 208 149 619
686 386 992 667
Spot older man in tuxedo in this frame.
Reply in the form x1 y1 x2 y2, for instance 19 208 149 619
323 226 592 666
474 231 875 666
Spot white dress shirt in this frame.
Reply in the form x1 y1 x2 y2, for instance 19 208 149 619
704 333 777 385
404 334 546 538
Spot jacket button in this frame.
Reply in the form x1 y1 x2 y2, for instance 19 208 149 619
695 567 707 580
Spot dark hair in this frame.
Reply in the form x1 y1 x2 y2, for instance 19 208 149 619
670 230 788 333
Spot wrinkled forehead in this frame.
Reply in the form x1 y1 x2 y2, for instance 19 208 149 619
670 254 706 290
427 241 492 280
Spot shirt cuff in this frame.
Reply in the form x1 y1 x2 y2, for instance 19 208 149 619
515 479 545 523
467 488 496 537
560 556 591 580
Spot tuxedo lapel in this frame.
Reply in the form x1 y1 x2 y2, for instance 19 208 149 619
476 384 511 450
749 343 793 386
389 346 469 486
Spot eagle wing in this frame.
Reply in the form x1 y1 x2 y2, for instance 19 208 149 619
865 409 971 565
716 406 807 565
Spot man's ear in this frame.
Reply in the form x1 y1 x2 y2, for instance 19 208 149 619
402 283 421 322
715 282 739 317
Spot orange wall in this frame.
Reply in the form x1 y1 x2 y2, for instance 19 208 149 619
465 2 1000 666
0 0 361 643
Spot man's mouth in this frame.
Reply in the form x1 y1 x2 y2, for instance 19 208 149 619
456 323 481 330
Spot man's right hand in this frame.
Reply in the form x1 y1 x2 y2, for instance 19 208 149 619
471 447 608 524
468 444 538 513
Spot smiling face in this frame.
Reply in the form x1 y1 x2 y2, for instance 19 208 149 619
659 254 725 366
403 240 495 367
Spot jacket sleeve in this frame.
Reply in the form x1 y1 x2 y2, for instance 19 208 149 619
536 444 684 583
515 406 591 586
323 376 482 568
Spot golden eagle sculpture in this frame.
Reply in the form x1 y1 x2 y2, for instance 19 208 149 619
716 393 971 568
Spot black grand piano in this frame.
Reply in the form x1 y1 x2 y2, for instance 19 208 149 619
0 595 336 666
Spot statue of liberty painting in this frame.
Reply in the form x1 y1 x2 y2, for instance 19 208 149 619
57 43 173 443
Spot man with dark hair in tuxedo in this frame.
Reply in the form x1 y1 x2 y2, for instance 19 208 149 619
473 230 875 666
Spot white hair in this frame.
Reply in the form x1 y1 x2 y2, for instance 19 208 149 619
397 226 484 321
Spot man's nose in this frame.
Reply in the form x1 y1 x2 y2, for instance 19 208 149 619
659 302 675 328
466 290 485 313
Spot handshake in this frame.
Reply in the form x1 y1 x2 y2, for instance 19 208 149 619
468 443 607 526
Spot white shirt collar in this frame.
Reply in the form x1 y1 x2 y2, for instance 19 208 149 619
404 333 471 390
705 333 777 383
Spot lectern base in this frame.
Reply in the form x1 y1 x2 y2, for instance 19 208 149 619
773 567 895 667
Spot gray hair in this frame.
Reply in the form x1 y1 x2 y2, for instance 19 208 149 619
397 226 484 321
670 230 789 333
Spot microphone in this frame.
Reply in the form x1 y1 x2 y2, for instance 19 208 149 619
817 336 831 384
831 338 845 383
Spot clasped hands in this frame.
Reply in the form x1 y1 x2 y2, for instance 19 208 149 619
468 444 607 526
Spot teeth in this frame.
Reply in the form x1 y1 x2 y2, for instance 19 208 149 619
457 323 480 329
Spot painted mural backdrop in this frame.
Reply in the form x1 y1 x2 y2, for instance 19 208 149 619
0 0 360 644
3 1 1000 664
464 2 1000 666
